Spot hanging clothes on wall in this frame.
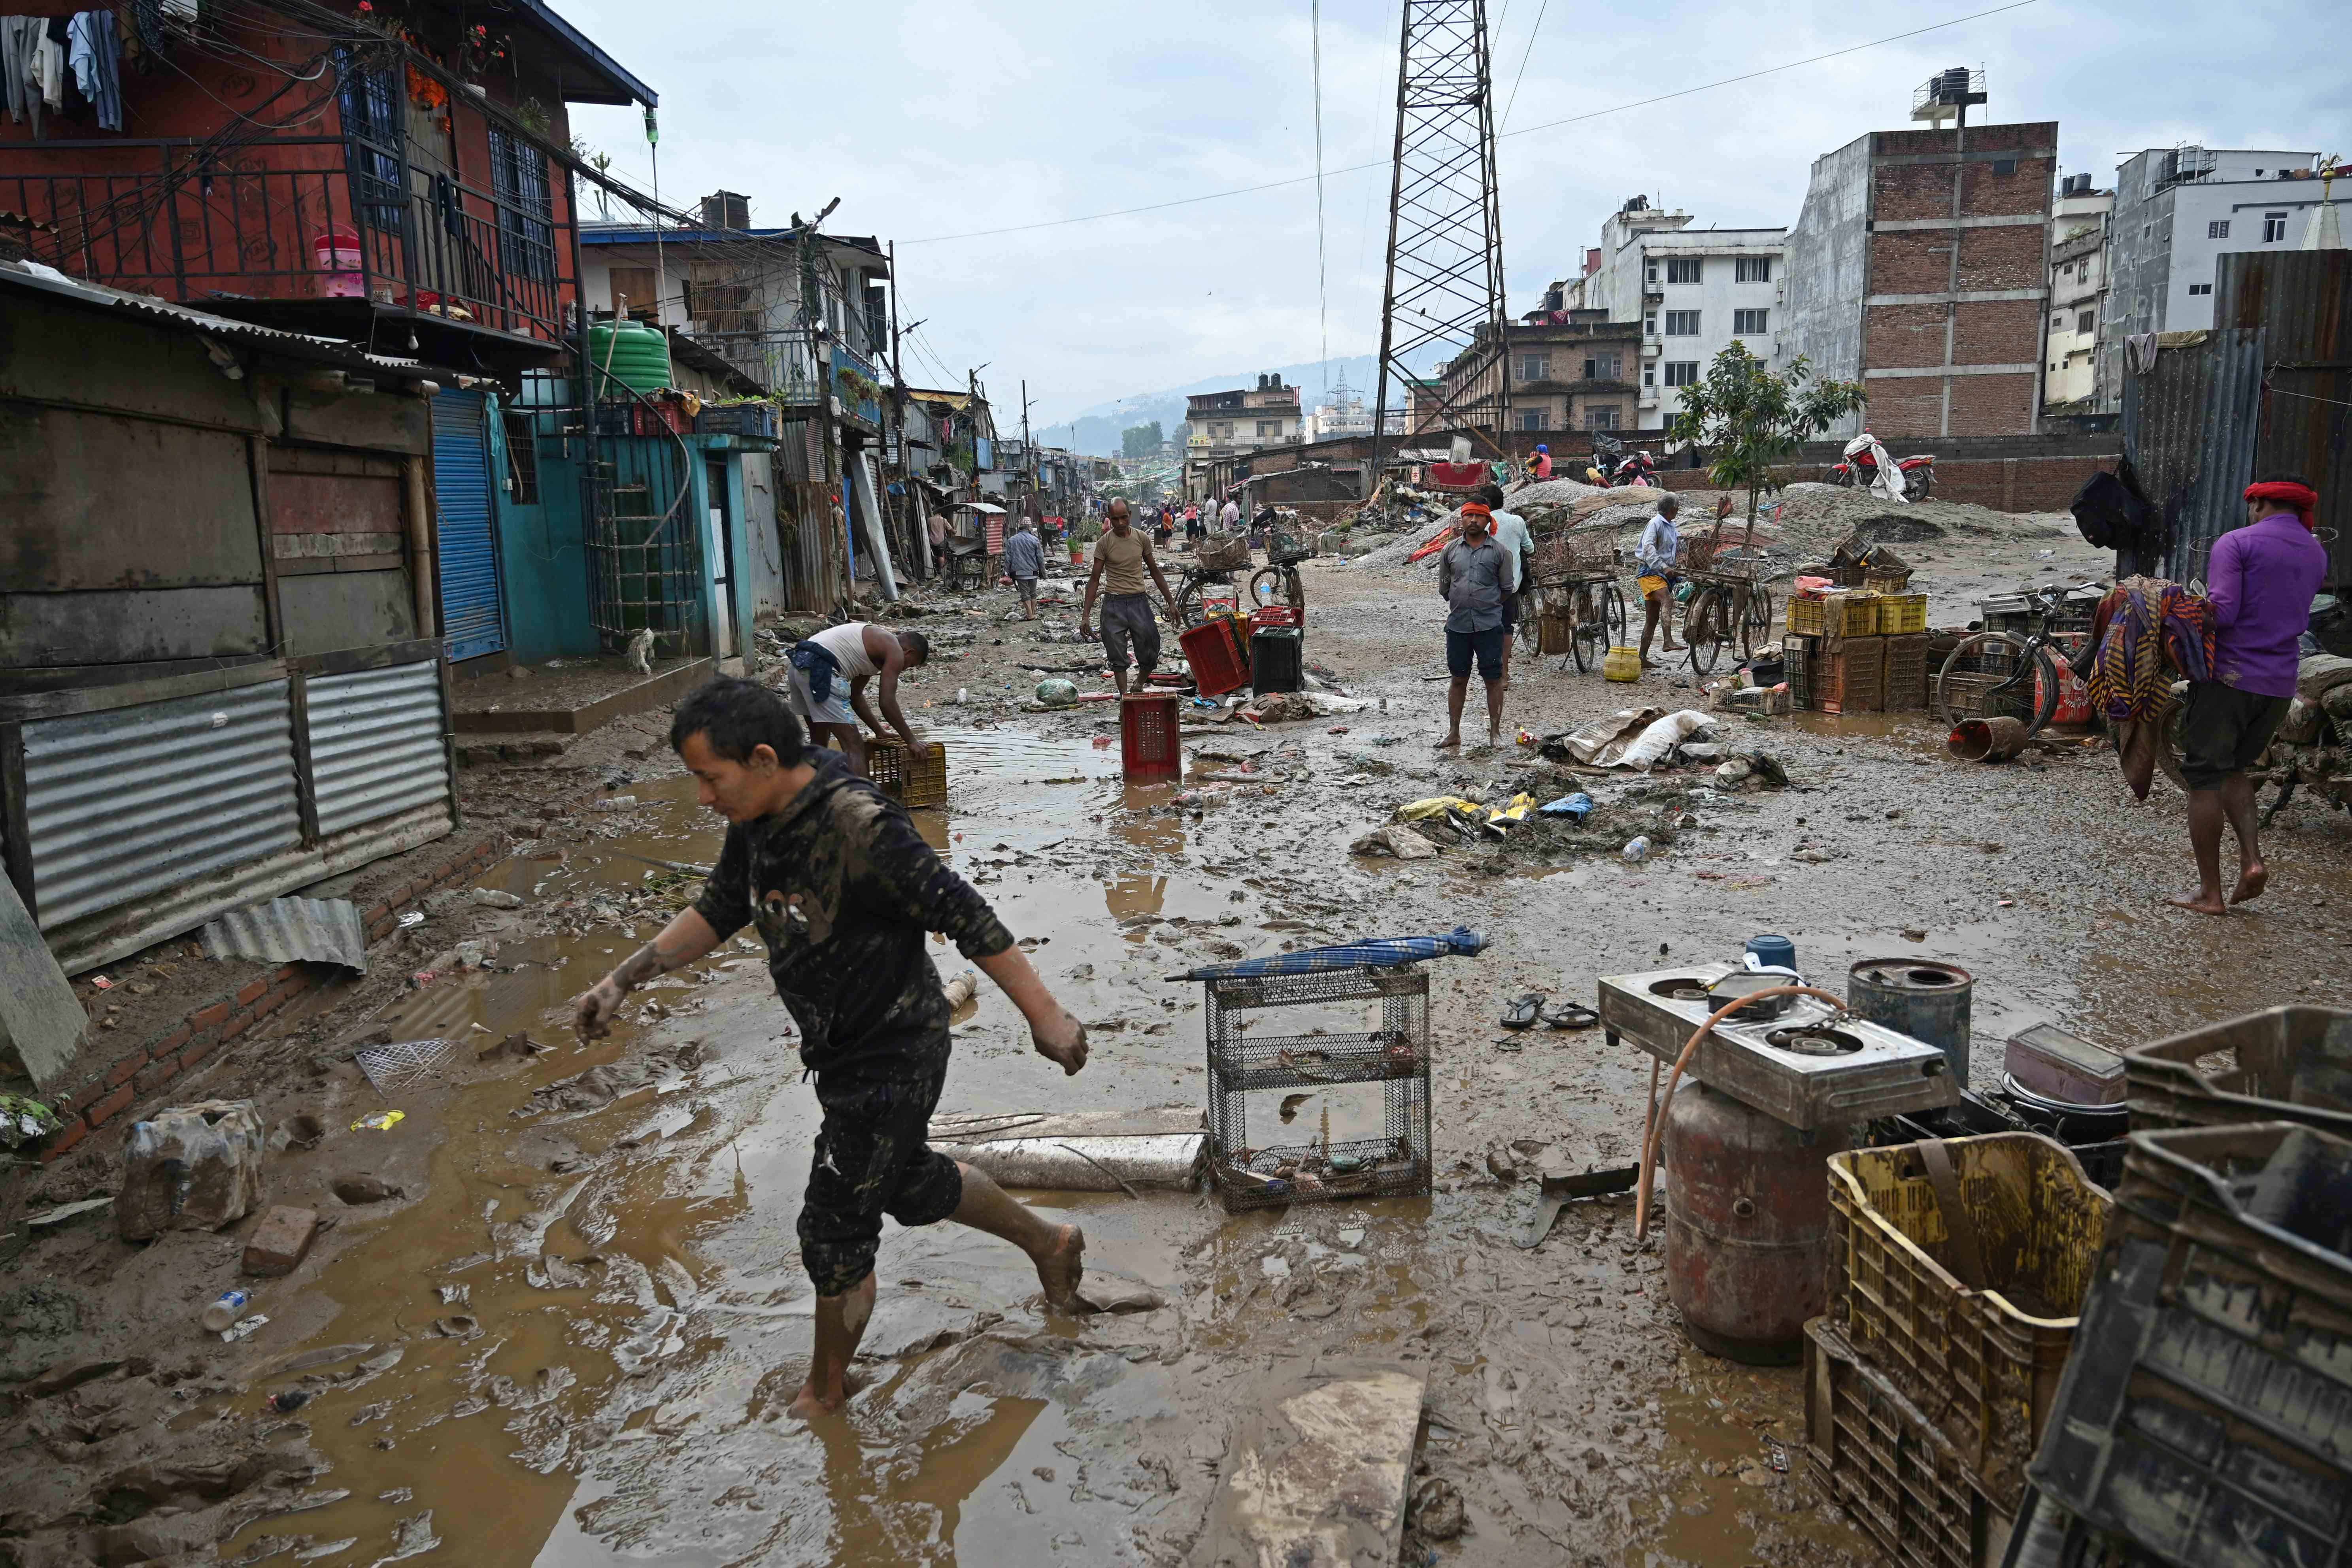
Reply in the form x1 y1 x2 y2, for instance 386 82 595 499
37 15 66 113
0 17 44 130
67 9 120 131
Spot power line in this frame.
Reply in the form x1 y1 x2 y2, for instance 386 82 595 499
897 0 2039 245
1311 0 1329 410
1499 0 1550 130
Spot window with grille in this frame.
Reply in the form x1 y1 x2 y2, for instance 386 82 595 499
1517 409 1549 431
2076 309 2095 334
2263 212 2288 243
2188 282 2213 296
502 411 540 504
334 53 405 231
1664 361 1699 387
1735 256 1772 283
1518 353 1551 382
488 126 556 283
1583 355 1620 381
1665 257 1702 284
1583 406 1620 430
1644 314 1658 336
1663 310 1701 336
2208 220 2230 239
1733 309 1769 335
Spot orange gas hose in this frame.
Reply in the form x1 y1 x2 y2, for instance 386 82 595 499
1632 985 1852 1242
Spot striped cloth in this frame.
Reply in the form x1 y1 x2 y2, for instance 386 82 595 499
1171 927 1487 981
2088 577 2215 723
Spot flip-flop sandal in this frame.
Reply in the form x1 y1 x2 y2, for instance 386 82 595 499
1541 1002 1599 1030
1500 994 1543 1030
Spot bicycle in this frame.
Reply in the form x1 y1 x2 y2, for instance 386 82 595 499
1247 530 1309 615
1931 584 2090 735
1679 529 1774 674
1173 533 1253 626
1522 530 1627 672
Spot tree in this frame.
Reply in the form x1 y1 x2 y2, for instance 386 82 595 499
1121 420 1164 459
1665 343 1866 544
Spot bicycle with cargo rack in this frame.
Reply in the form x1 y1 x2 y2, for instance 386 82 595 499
1521 530 1628 673
1679 528 1776 674
1931 584 2090 736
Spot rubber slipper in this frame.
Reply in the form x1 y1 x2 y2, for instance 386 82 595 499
1500 994 1543 1030
1541 1002 1599 1030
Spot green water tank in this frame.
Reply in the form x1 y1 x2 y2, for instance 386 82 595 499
587 319 672 394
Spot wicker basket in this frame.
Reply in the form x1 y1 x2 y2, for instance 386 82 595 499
1865 567 1914 594
1533 529 1617 583
867 739 949 808
1195 535 1251 571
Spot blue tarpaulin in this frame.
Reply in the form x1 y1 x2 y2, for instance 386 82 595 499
1170 926 1487 981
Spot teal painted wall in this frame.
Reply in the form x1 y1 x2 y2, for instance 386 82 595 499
488 400 598 663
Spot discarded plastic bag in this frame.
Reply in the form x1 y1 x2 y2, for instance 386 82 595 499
1539 792 1593 821
1615 710 1716 770
118 1100 266 1241
1545 706 1666 766
1036 678 1080 709
1351 825 1439 860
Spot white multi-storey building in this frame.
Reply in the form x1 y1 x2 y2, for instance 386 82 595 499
2045 173 2114 409
1562 197 1786 430
2097 147 2329 410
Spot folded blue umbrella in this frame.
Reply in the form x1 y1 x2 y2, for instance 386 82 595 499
1170 926 1487 981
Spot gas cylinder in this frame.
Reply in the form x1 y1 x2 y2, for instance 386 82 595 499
1662 1080 1851 1366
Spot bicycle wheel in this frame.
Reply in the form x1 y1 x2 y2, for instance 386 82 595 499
1684 587 1729 673
1740 586 1774 660
1603 581 1628 649
1518 585 1545 657
1935 632 2060 733
1174 577 1208 627
1247 566 1290 608
1570 585 1601 673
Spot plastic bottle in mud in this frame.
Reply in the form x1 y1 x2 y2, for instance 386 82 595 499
1621 836 1652 864
201 1289 250 1334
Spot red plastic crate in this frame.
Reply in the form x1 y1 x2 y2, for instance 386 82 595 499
1119 693 1183 781
1179 618 1251 697
1252 604 1302 631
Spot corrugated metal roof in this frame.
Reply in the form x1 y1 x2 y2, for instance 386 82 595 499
202 897 368 972
0 261 438 380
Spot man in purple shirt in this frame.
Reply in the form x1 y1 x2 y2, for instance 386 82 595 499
2170 473 2328 915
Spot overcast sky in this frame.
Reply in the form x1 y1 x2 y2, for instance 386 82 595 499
559 0 2341 425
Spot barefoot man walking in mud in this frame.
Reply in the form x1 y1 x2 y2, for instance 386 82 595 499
574 677 1090 1416
2169 474 2327 916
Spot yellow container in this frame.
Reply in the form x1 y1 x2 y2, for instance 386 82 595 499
1877 593 1929 636
1603 645 1642 682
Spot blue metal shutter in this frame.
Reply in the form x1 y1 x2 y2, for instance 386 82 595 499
432 389 506 661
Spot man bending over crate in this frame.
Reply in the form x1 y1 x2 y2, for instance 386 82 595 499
574 677 1091 1418
782 620 931 777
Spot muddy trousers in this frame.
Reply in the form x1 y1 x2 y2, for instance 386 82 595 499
798 1062 963 1296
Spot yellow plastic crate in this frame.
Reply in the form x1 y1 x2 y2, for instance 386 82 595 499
1791 591 1879 640
867 739 949 808
1876 593 1928 636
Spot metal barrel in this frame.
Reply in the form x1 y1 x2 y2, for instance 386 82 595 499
1848 959 1974 1081
1663 1081 1852 1366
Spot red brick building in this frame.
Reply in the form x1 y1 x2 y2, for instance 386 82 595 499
1778 121 2058 438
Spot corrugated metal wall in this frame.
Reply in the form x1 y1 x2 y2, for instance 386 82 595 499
306 660 453 835
2123 327 2264 586
21 680 301 928
2217 251 2351 590
774 419 842 612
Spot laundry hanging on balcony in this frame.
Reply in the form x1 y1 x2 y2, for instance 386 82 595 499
66 9 120 132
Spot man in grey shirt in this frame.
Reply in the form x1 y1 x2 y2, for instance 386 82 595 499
1003 517 1046 620
1436 502 1511 749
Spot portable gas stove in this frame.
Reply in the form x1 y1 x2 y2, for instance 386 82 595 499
1597 962 1959 1130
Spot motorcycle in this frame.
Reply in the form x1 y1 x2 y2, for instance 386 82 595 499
1826 432 1936 501
1588 434 1661 488
2157 656 2352 824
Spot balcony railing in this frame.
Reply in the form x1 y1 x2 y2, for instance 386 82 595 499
0 136 568 345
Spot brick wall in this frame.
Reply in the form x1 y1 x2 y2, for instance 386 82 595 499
1649 449 2114 511
38 832 506 1162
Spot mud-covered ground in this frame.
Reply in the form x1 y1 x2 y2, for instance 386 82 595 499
6 510 2350 1568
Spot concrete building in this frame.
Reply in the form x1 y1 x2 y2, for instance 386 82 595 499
1440 317 1643 434
1184 374 1302 497
2095 147 2328 409
1778 120 2058 438
2044 173 2114 410
1539 201 1785 430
